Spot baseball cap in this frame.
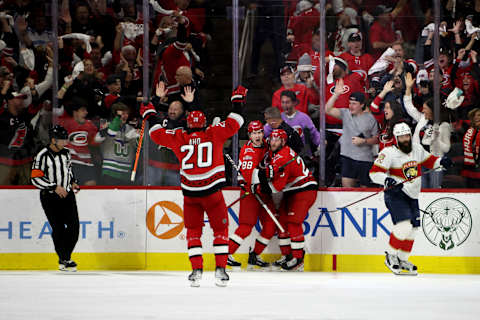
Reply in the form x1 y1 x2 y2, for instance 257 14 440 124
6 90 27 100
373 5 392 18
349 91 366 104
348 31 362 42
280 65 295 75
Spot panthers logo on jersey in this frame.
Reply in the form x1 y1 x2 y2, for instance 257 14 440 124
402 161 418 180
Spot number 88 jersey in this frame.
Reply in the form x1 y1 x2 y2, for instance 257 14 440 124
238 140 268 187
149 112 244 197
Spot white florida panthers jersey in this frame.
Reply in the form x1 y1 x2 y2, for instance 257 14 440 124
369 144 441 199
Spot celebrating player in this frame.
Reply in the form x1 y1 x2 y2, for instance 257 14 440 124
369 122 453 275
141 86 246 287
253 129 318 271
227 120 276 270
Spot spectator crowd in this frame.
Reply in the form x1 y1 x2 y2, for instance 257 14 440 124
1 0 480 189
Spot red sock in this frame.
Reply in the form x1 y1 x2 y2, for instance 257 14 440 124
187 228 203 270
213 229 229 268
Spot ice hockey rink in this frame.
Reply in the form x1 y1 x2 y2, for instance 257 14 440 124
1 271 479 320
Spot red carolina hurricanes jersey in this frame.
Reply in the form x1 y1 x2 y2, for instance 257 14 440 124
238 140 268 186
322 71 367 125
149 112 244 196
338 52 374 76
58 115 99 166
267 145 317 194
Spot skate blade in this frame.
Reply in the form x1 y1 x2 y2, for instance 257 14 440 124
384 261 401 275
189 280 201 287
398 269 418 276
247 264 271 272
226 265 242 272
215 279 228 287
59 266 77 272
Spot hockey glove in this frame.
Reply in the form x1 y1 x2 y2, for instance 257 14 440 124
440 156 453 170
384 177 402 194
231 85 248 103
140 102 157 119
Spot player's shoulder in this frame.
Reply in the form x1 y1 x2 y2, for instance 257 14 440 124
378 145 397 157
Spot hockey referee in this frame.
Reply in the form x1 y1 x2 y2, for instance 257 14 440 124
31 125 80 272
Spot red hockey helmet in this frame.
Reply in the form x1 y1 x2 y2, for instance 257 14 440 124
187 110 206 128
248 120 263 133
270 129 287 142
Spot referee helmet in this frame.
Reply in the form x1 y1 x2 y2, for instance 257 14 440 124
49 125 69 140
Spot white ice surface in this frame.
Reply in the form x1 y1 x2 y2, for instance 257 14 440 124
0 271 479 320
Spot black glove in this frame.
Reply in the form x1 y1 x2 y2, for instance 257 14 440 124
440 156 453 170
384 177 402 194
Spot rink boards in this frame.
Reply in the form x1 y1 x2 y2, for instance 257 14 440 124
0 188 479 274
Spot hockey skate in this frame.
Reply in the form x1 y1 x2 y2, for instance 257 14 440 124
399 259 418 276
384 251 401 275
59 260 77 272
280 256 304 272
247 250 270 271
271 255 288 271
188 269 203 287
227 255 242 270
214 267 229 287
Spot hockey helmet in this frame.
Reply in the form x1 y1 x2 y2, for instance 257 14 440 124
270 129 288 142
392 122 412 146
49 125 69 140
248 120 263 133
187 110 206 128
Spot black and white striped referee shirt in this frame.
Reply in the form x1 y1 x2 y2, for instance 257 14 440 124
31 146 75 192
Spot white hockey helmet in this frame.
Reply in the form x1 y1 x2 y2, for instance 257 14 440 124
393 122 412 142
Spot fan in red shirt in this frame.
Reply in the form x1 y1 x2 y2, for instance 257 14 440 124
58 101 99 186
320 57 367 126
227 120 276 270
141 86 246 287
272 65 315 114
254 129 317 271
338 32 374 78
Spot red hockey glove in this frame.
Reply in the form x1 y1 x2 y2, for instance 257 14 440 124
231 85 248 103
140 102 156 119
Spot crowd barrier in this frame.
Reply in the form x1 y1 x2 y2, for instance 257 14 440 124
1 187 478 274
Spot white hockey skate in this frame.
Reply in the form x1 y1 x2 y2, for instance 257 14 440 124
384 251 401 275
59 260 77 272
214 267 229 287
247 251 270 271
399 259 418 276
188 269 203 287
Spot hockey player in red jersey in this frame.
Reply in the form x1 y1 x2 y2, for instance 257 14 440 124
141 86 246 287
253 129 318 271
227 120 276 270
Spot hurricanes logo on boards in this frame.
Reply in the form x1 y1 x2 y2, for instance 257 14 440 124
422 197 472 250
146 201 184 239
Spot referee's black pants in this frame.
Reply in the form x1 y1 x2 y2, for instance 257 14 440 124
40 190 79 262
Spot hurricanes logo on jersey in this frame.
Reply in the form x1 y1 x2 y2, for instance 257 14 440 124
329 84 350 95
69 131 89 146
146 201 184 239
402 161 418 180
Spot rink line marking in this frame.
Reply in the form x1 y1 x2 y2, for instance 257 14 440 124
1 253 479 274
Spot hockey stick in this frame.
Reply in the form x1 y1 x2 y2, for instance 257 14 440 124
131 118 147 182
226 190 250 209
326 166 443 214
225 153 285 233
